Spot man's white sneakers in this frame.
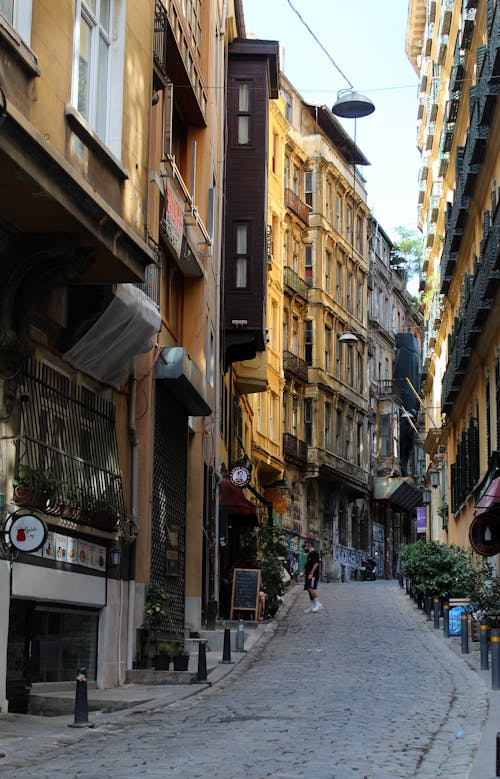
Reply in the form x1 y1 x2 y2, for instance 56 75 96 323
311 604 323 612
304 606 314 613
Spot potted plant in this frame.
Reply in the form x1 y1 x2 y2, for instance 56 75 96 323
154 641 174 671
13 465 60 510
144 583 187 669
170 642 190 671
59 485 83 520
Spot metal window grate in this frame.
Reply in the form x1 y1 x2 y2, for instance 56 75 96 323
16 359 126 530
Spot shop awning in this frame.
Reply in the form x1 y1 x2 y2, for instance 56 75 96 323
155 346 212 416
373 476 423 510
63 284 161 387
219 479 258 519
475 476 500 518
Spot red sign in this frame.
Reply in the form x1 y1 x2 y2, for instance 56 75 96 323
469 513 500 556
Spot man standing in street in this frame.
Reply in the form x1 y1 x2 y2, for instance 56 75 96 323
302 539 322 613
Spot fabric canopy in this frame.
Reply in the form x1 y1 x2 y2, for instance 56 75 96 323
219 479 258 518
63 284 161 388
475 476 500 517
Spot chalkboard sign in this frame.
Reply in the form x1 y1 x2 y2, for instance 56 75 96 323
230 568 261 619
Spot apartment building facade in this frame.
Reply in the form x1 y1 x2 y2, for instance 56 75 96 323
407 0 500 551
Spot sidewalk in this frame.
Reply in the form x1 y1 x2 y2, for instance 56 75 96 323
0 585 303 769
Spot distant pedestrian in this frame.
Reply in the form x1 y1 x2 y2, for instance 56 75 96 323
301 539 322 613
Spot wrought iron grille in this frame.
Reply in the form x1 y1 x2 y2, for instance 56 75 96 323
16 359 126 530
151 386 187 636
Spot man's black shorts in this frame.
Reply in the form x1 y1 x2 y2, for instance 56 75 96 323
304 575 319 590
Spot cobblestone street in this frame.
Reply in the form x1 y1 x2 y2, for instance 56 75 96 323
0 581 489 779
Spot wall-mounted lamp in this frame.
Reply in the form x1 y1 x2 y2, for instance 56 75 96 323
332 89 375 119
422 488 432 506
109 540 121 568
338 332 359 344
429 469 440 489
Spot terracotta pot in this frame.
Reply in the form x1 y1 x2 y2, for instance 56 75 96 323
14 486 48 511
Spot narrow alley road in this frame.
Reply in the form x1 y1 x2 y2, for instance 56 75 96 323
1 581 488 779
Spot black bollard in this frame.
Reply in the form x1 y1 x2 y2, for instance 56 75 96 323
433 597 440 629
461 612 469 654
496 732 500 777
491 629 500 690
196 640 208 682
68 667 95 728
443 603 450 638
220 626 234 664
425 596 432 621
480 621 489 671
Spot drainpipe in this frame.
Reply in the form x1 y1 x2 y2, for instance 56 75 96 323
212 0 228 607
126 358 138 673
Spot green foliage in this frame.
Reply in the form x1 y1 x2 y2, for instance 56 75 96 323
257 524 288 600
14 465 60 499
144 583 183 653
400 540 492 599
391 227 424 278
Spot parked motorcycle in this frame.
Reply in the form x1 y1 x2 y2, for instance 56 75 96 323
360 555 377 581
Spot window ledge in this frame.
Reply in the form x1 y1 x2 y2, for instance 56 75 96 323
0 15 39 76
64 105 129 182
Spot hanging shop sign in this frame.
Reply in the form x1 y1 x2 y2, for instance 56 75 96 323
229 465 251 488
6 511 48 553
469 512 500 557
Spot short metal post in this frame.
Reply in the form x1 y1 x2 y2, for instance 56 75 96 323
68 667 95 729
196 640 208 682
433 597 440 628
405 578 410 595
480 621 489 670
461 612 469 654
425 596 432 621
235 619 245 652
491 629 500 690
220 626 234 665
496 731 500 777
443 602 449 638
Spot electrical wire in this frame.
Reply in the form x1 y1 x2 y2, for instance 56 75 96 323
285 0 353 90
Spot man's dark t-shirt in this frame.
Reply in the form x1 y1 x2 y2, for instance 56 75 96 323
304 549 320 578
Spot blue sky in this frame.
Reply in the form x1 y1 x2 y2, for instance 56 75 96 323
242 0 422 242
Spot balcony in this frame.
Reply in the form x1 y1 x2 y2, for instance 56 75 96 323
14 359 126 533
153 0 168 87
285 188 310 225
283 350 309 382
283 433 308 464
284 266 309 299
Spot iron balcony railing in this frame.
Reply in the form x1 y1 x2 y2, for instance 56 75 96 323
283 433 308 464
283 350 309 381
284 266 310 299
153 0 168 80
284 188 310 225
14 359 126 532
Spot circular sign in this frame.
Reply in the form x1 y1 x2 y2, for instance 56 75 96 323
7 513 48 553
229 466 250 488
469 512 500 557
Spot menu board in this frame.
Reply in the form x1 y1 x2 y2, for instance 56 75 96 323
30 531 106 572
230 568 260 619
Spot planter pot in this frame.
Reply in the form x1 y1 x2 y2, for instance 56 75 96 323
14 486 48 510
153 654 170 671
173 655 189 671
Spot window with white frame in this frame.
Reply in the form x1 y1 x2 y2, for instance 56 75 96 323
0 0 32 44
234 223 249 288
236 82 251 145
72 0 124 153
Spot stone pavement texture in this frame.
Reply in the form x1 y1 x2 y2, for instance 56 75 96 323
0 580 498 779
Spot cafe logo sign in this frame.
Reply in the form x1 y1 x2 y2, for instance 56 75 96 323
7 512 48 553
